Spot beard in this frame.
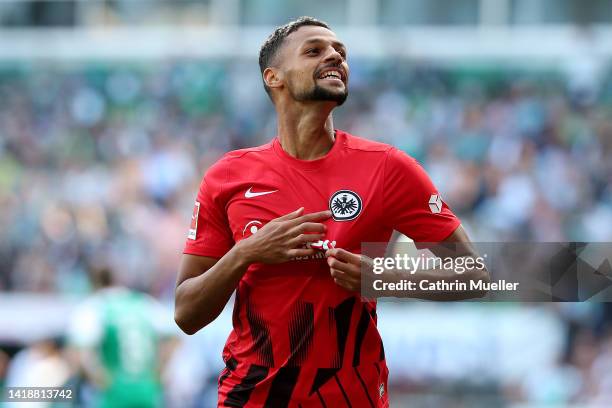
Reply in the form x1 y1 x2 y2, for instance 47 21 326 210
310 83 348 106
290 79 348 106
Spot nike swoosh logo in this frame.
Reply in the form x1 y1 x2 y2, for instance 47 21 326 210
245 187 278 198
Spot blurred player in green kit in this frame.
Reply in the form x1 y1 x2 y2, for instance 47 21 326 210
67 265 176 408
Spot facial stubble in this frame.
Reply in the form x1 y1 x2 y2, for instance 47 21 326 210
289 72 348 106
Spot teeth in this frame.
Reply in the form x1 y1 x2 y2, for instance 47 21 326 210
320 70 341 80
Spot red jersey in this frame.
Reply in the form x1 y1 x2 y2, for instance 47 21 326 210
183 130 460 407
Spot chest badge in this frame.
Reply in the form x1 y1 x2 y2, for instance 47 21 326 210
329 190 362 221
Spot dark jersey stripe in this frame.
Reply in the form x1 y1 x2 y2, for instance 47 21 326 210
245 296 274 367
379 338 386 361
224 364 269 407
316 390 327 408
219 357 238 388
219 369 231 388
263 367 301 408
233 287 243 332
370 306 385 361
309 368 339 396
332 297 356 367
226 357 238 371
352 305 371 366
354 367 376 408
288 302 314 366
333 374 352 408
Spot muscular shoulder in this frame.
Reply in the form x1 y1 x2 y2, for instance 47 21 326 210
222 140 275 160
203 140 275 185
339 130 424 179
339 130 394 153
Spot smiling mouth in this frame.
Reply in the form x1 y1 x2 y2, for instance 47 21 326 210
317 69 345 83
319 77 343 84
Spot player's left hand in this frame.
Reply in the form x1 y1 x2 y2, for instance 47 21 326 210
325 248 370 292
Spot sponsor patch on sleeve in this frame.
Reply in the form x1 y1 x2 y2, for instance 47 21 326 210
428 194 442 214
188 201 200 240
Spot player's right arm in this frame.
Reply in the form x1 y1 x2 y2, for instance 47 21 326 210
174 207 330 335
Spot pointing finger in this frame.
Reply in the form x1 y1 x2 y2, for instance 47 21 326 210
275 207 304 221
289 210 332 226
289 223 327 236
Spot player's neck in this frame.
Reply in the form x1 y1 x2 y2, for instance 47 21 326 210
276 103 336 161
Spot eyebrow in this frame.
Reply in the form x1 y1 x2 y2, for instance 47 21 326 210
301 38 346 51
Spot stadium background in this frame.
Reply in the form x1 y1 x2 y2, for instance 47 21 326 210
1 0 612 406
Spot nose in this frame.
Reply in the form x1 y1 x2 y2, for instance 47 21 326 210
322 46 343 64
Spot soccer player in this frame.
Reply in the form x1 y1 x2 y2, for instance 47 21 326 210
67 266 176 408
175 17 489 407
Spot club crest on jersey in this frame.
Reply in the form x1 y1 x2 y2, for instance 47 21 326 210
329 190 362 221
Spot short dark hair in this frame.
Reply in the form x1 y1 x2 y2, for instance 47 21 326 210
258 16 330 97
90 265 114 289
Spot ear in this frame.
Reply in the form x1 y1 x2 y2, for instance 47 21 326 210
263 67 283 90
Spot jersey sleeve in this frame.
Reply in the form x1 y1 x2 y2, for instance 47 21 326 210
183 159 234 258
383 148 460 242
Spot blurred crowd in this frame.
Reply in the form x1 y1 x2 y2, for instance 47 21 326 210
1 59 611 294
1 59 612 406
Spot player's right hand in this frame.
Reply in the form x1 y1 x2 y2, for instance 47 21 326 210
236 207 331 264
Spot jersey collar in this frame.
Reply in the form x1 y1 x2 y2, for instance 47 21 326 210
272 129 346 172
